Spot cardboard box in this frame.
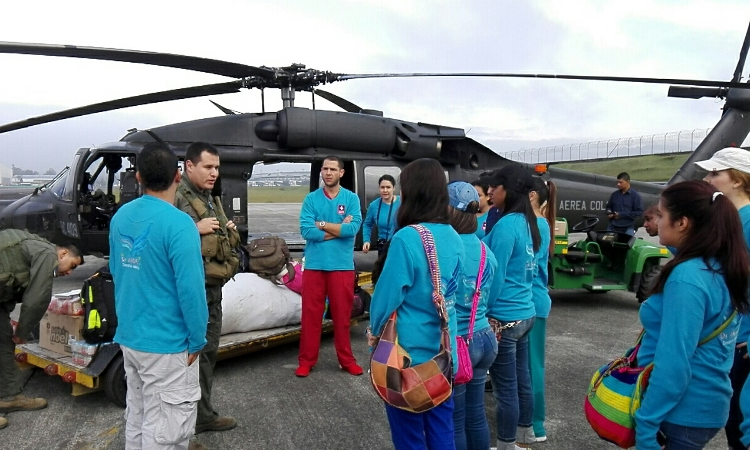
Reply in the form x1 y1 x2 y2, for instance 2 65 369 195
39 313 84 355
554 219 568 237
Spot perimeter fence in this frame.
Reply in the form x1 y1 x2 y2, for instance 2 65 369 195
501 128 711 164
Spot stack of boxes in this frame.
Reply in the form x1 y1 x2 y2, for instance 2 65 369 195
39 290 85 359
70 339 98 366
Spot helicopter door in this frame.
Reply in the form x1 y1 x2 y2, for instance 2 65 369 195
77 153 137 255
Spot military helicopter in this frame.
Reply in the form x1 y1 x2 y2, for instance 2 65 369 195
0 24 749 256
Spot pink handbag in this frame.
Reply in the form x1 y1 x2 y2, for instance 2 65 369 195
454 243 486 385
282 262 303 294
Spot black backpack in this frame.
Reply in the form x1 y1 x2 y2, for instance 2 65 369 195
80 268 118 344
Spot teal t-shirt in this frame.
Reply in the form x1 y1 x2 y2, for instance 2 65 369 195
482 213 536 321
109 195 208 354
475 211 489 239
454 234 499 336
300 187 362 271
370 223 463 372
362 196 400 243
531 217 552 319
737 204 750 344
635 258 738 450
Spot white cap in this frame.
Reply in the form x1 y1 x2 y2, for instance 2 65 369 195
695 147 750 175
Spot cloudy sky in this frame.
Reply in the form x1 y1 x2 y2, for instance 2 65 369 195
0 0 749 173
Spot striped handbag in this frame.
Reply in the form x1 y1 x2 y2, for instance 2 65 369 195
584 311 737 448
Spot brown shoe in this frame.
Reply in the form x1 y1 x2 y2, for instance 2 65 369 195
0 417 7 429
0 395 47 413
188 440 209 450
195 416 237 434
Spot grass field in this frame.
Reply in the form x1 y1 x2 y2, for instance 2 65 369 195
248 186 308 203
554 153 690 182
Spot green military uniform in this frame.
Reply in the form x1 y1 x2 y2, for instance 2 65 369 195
0 230 58 399
174 176 240 427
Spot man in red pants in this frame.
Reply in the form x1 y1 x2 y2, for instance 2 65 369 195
297 155 363 377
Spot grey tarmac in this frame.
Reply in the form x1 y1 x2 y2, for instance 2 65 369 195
2 204 727 449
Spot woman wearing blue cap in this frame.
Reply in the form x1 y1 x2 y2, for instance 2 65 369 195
447 181 500 450
482 164 541 450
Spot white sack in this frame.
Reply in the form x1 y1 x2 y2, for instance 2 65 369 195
221 273 302 335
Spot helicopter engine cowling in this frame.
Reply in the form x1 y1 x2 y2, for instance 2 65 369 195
255 107 457 162
277 107 397 153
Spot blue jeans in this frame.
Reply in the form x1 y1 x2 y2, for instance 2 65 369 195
489 317 536 443
385 396 456 450
453 327 498 450
660 422 720 450
607 224 635 236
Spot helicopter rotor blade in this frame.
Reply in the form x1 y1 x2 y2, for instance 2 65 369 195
0 41 274 79
313 89 364 113
667 86 726 99
0 81 243 134
209 100 238 115
336 72 750 89
732 22 750 83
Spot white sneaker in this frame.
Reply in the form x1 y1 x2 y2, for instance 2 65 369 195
536 435 547 442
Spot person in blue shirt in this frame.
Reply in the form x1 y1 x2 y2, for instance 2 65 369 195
478 171 503 235
109 142 209 450
605 172 643 236
527 177 557 443
367 158 463 450
297 155 363 378
362 174 400 253
471 178 492 239
482 164 541 450
635 180 749 450
447 181 500 450
695 147 750 450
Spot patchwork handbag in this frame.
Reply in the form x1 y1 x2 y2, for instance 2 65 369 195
584 310 737 448
454 243 487 385
369 224 453 413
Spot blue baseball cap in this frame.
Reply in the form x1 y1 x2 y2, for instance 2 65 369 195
448 181 480 212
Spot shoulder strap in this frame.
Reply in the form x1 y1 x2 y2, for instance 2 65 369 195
177 183 210 219
635 310 738 349
409 224 448 329
467 243 486 338
699 310 737 345
211 196 229 229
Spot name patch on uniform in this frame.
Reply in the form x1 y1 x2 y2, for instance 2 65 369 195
338 204 345 215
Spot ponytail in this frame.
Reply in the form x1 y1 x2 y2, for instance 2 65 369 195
649 181 749 313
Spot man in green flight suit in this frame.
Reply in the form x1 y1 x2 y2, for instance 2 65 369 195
0 229 83 430
174 142 241 440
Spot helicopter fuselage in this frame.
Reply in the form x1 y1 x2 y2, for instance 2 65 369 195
2 103 748 256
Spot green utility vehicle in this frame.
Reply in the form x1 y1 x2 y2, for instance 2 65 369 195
549 216 671 302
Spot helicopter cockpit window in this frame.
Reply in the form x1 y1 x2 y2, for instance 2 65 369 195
61 153 82 202
363 166 401 205
78 154 137 230
39 167 69 199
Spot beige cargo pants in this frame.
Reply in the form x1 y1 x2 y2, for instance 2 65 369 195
122 346 200 450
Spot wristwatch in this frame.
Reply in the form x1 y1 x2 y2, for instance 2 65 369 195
318 221 326 228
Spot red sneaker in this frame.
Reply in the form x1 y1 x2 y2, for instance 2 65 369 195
295 366 311 377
